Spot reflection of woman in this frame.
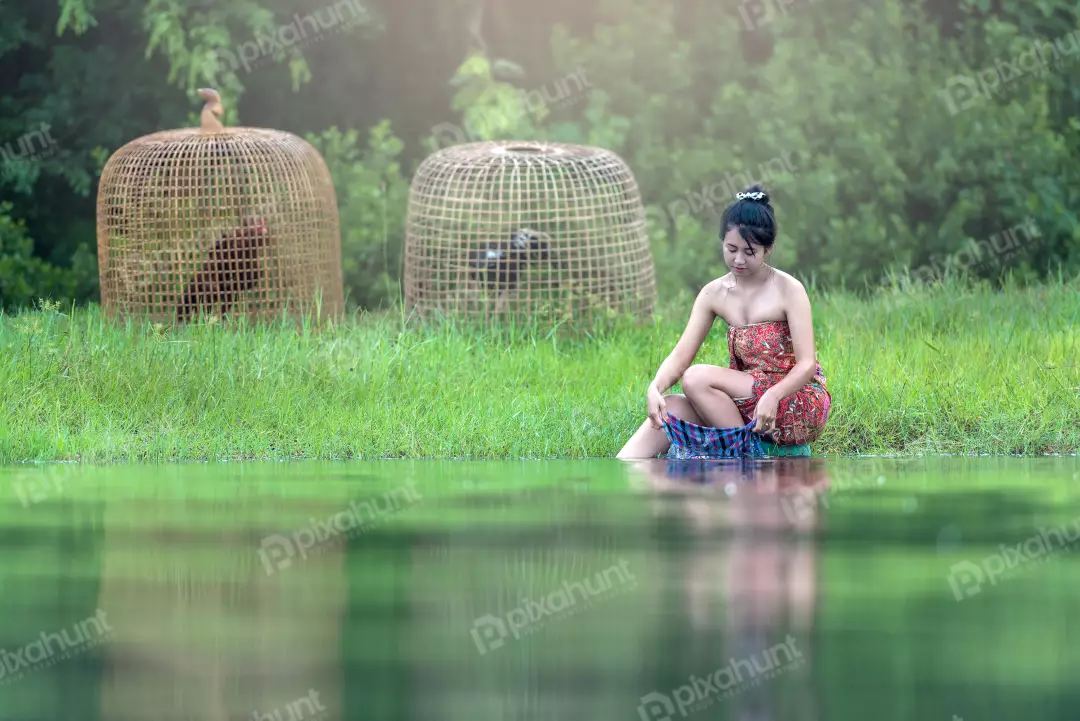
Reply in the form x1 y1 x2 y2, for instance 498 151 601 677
724 461 825 721
96 479 346 721
629 459 826 721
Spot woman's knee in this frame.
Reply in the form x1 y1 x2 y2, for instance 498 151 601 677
684 365 755 402
682 364 729 401
681 365 710 396
663 393 703 423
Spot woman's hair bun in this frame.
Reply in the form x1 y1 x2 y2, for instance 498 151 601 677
722 182 777 249
734 183 771 207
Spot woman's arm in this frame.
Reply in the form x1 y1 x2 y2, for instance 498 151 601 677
650 281 720 394
765 280 820 400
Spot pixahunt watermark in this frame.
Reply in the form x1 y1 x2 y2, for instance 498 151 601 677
737 0 820 31
637 635 804 720
939 28 1080 116
0 610 112 686
470 559 637 655
946 516 1080 601
1 123 58 167
251 689 328 721
258 483 421 575
883 217 1043 286
427 66 592 151
213 0 369 75
12 471 68 508
779 474 887 525
645 151 796 236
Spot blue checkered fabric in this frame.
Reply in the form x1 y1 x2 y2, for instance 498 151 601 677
661 458 722 482
662 412 768 460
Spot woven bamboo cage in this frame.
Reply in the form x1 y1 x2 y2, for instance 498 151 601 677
402 140 657 323
96 88 344 324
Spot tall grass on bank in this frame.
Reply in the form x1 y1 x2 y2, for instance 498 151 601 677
1 273 1078 462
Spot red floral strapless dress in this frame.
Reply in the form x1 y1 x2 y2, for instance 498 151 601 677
728 320 831 446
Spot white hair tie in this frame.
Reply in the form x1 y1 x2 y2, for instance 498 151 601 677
735 191 766 201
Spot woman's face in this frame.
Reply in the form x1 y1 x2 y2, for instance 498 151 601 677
722 227 770 277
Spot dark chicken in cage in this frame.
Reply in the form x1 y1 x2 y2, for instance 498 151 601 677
176 212 271 322
468 228 552 291
403 140 657 324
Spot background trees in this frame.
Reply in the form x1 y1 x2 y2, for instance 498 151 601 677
2 0 1077 311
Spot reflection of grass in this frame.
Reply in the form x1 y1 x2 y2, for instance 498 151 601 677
0 274 1078 462
822 540 1080 714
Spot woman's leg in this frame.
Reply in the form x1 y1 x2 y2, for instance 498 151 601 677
616 394 703 459
681 365 755 427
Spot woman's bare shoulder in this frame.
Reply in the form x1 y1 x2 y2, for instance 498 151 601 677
705 273 739 294
698 275 735 308
770 267 801 285
772 268 808 297
771 268 815 325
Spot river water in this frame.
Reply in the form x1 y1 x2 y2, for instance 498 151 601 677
0 456 1077 720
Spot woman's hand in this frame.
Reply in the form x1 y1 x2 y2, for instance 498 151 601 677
752 389 780 435
647 384 668 429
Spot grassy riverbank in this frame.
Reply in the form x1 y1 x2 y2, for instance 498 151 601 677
1 273 1078 463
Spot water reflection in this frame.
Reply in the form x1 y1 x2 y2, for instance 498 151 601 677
403 459 831 721
4 457 1080 721
404 483 647 721
627 458 828 721
0 486 106 721
95 488 346 721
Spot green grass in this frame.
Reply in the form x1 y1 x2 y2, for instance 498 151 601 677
1 271 1078 462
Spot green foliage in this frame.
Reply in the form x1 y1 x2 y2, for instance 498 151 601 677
56 0 98 35
421 51 546 153
451 52 541 138
0 203 97 311
549 0 1080 296
308 121 410 310
2 0 1079 310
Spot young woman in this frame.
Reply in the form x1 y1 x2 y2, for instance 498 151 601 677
617 184 831 459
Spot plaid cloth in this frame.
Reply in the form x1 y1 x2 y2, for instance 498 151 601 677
662 458 725 482
662 412 769 460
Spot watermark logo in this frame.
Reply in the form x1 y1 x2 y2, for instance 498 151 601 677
427 66 592 151
779 483 825 525
11 470 68 508
637 635 804 720
737 0 819 31
883 217 1043 287
251 689 328 721
946 516 1080 601
779 474 886 524
213 0 369 75
0 610 112 686
645 151 796 237
515 66 591 118
258 483 421 575
939 29 1080 116
939 76 984 116
1 123 58 167
470 559 636 655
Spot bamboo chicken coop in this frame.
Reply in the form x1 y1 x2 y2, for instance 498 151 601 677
402 140 657 323
96 88 344 324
